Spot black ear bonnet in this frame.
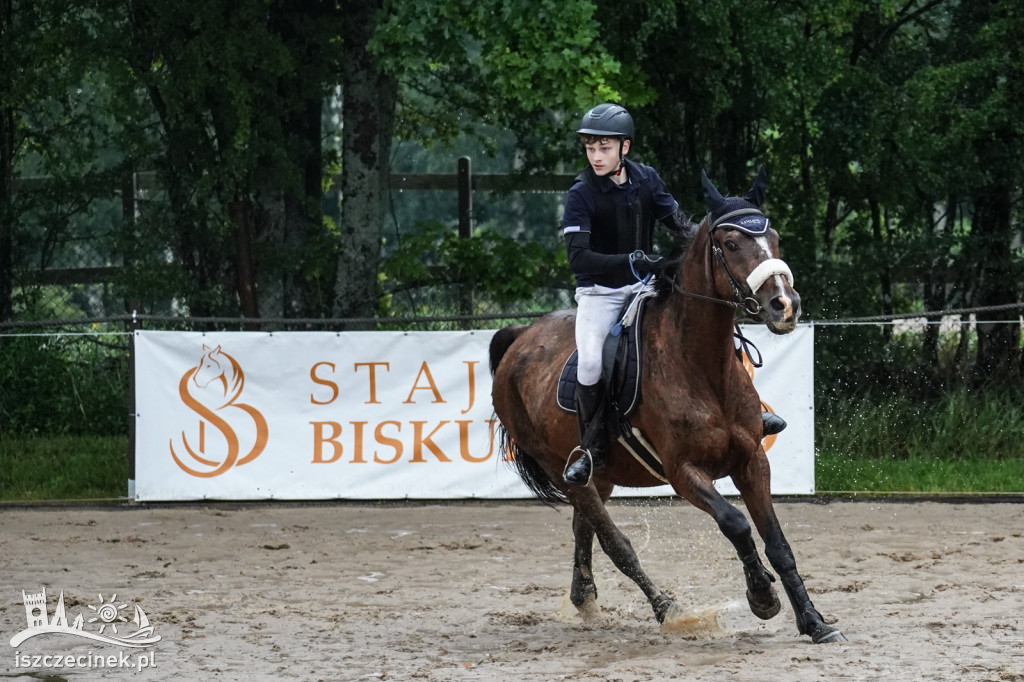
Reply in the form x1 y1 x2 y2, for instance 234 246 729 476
701 166 770 235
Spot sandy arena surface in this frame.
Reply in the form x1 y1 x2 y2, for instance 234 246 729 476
0 498 1022 681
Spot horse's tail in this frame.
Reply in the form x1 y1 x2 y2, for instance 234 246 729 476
488 324 526 375
497 425 569 507
490 324 568 507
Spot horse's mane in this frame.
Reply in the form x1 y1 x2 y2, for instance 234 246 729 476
652 216 703 301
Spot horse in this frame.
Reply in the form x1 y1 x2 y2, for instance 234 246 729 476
489 167 846 644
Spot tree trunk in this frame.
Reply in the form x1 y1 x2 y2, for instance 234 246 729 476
278 96 327 320
335 0 396 327
971 183 1018 384
0 0 14 322
271 0 334 321
229 199 260 328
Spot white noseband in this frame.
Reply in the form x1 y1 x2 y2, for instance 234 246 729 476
746 258 793 294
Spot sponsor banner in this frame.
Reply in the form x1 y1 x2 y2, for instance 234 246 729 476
134 327 814 501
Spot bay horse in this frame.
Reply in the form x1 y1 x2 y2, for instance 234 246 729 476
489 167 846 644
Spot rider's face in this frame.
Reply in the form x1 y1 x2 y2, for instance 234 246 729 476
584 137 630 176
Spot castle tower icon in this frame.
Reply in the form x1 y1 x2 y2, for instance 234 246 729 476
23 589 47 628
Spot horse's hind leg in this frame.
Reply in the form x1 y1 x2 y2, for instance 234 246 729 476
568 485 678 624
733 454 847 644
569 495 601 620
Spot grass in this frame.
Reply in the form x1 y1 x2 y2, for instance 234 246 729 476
815 451 1024 493
0 436 128 502
815 387 1024 494
1 387 1023 500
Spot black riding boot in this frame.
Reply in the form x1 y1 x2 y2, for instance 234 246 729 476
563 382 608 486
762 411 787 436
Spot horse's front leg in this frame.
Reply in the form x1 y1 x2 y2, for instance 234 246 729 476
669 461 782 620
734 452 848 644
567 484 678 624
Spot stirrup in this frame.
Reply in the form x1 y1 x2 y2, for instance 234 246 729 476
563 446 594 487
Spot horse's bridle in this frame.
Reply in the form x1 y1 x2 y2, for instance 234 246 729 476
667 210 772 317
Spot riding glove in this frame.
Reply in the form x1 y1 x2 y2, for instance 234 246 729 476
629 250 666 277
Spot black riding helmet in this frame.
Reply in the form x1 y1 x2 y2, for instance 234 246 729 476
577 103 634 177
576 103 635 139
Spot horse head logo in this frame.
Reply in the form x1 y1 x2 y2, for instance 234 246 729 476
170 344 268 477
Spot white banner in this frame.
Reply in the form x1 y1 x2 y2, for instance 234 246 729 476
134 326 814 501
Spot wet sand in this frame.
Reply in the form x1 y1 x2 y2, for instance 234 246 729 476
1 498 1022 681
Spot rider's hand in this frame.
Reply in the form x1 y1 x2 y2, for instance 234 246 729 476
629 250 666 277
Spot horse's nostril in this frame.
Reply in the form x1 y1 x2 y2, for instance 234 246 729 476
770 297 787 312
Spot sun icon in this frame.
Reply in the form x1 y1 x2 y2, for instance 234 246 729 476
87 593 128 634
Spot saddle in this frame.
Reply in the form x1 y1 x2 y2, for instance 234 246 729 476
556 291 669 483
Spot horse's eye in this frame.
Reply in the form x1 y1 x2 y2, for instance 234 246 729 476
724 239 739 252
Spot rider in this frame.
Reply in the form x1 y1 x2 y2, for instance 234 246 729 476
561 103 697 486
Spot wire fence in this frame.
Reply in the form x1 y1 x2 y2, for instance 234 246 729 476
2 303 1021 439
4 163 1023 447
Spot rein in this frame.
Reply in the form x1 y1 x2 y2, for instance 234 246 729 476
666 276 747 312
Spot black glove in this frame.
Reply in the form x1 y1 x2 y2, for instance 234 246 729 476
629 250 666 277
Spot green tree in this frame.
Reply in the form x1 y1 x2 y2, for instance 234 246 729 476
123 0 343 319
332 0 648 322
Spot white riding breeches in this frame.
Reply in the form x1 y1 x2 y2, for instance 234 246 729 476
574 282 645 387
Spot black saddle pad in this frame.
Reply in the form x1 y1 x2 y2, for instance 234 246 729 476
556 296 646 417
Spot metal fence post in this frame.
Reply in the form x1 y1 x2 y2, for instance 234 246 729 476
457 156 473 327
126 300 141 501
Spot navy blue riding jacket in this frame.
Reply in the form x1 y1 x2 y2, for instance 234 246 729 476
562 158 680 288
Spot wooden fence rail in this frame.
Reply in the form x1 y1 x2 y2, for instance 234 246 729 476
13 157 576 286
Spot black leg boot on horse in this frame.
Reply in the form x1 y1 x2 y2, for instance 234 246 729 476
563 381 608 486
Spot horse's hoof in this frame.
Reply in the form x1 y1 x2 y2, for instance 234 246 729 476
651 593 676 624
746 586 781 620
558 594 601 623
660 604 722 635
810 624 848 644
576 595 601 622
569 579 597 610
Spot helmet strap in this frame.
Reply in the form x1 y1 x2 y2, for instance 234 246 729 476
613 139 626 176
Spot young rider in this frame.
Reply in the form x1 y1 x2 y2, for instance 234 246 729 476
561 103 696 486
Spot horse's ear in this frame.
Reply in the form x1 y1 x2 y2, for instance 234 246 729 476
743 165 768 207
701 169 726 213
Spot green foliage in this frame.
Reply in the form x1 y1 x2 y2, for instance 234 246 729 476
2 0 1023 388
818 386 1024 463
0 335 127 437
816 385 1024 492
381 222 570 307
371 0 653 163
